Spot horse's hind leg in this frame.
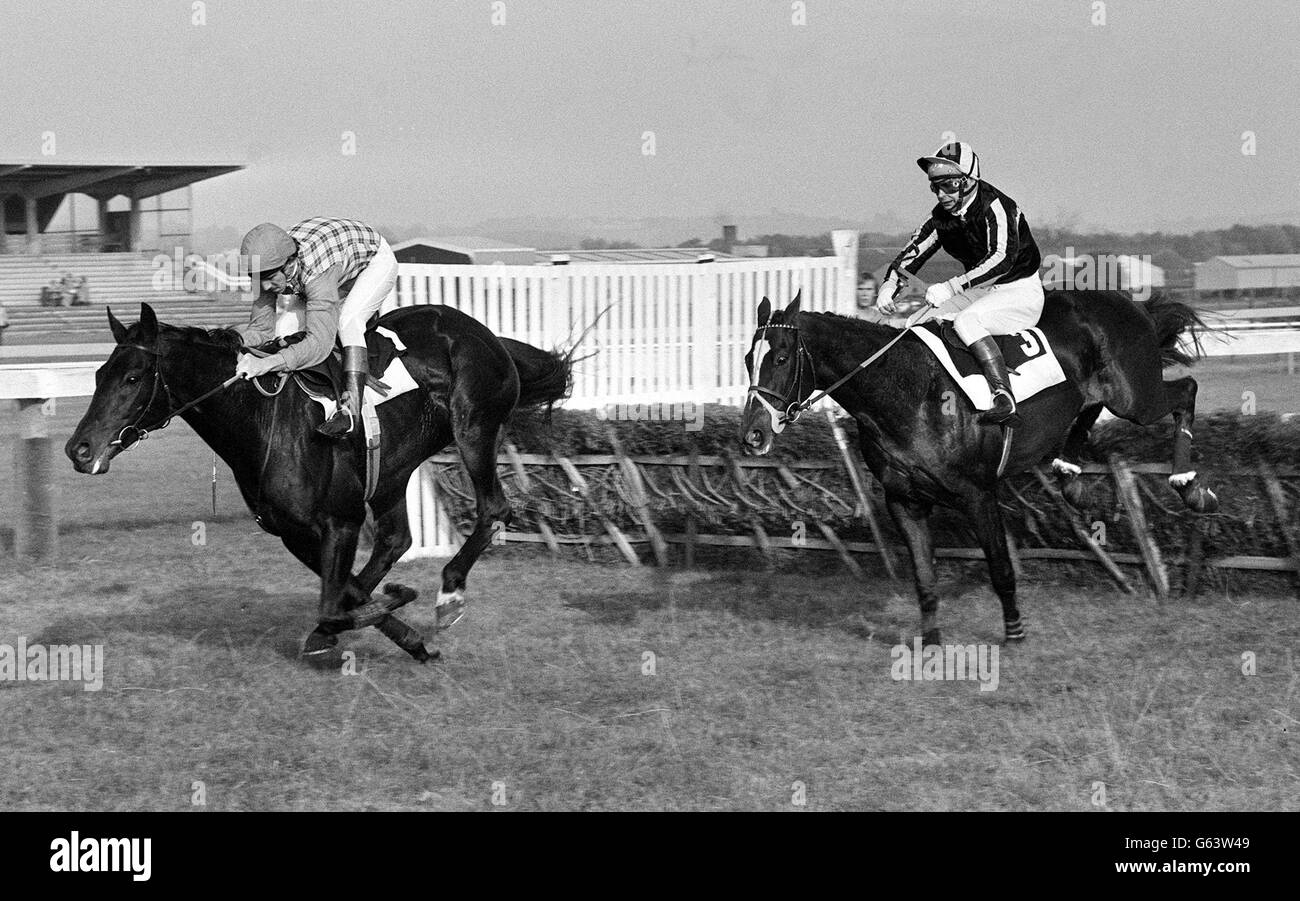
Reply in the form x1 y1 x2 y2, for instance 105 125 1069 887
436 417 512 630
1052 402 1103 510
885 495 943 646
1163 376 1219 513
967 489 1026 643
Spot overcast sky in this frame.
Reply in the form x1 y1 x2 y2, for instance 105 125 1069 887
1 0 1296 236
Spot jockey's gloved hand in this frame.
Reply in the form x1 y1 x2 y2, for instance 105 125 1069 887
875 275 901 315
236 352 284 380
924 278 960 308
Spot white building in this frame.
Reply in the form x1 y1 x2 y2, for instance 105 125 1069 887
1194 254 1300 293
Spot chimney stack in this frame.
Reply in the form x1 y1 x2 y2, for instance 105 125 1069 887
722 225 737 252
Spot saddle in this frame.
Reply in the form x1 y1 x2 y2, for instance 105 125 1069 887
923 321 1023 376
244 327 410 503
250 328 405 402
907 320 1068 409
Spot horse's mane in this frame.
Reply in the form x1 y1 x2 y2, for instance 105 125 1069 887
810 310 904 336
156 322 244 352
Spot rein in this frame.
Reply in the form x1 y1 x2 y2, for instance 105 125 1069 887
789 305 932 419
749 305 932 428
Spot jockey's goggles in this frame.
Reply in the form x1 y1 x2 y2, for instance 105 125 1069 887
929 176 967 196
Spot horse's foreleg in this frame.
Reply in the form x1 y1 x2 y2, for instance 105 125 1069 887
1164 376 1219 513
968 490 1025 643
1052 402 1103 510
885 495 942 646
353 497 434 661
278 516 430 661
436 418 511 630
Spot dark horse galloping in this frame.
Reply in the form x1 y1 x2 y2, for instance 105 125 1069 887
740 290 1217 645
67 303 570 660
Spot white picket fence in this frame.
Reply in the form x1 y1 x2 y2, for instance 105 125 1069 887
389 237 861 557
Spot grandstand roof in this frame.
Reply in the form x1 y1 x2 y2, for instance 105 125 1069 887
0 160 245 200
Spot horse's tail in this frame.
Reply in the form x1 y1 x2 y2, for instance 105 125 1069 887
1140 291 1207 367
500 337 573 409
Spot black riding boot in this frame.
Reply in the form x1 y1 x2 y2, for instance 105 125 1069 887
317 346 366 438
968 336 1020 427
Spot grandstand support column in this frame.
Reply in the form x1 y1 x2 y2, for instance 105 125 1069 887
95 196 109 250
24 195 40 255
127 195 142 252
0 195 7 253
12 399 58 560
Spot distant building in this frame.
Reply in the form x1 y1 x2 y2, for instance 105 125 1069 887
720 224 769 258
390 236 538 266
1193 254 1300 293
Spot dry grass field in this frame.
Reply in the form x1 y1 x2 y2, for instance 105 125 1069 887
0 359 1296 811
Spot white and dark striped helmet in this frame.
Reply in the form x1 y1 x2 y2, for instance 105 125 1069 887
916 141 981 181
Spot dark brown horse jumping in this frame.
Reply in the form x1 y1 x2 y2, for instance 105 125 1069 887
741 290 1216 645
67 303 570 661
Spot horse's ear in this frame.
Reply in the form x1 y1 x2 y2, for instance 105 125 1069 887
784 291 803 317
107 308 127 344
757 297 772 326
138 303 158 343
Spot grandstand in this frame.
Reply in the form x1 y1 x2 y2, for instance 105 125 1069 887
0 160 248 344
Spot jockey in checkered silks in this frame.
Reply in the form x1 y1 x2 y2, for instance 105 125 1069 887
876 142 1044 425
235 217 399 437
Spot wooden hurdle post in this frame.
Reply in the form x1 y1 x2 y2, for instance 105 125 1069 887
10 398 58 559
2 363 98 560
1111 456 1169 599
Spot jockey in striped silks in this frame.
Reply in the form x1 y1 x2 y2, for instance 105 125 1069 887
876 142 1044 426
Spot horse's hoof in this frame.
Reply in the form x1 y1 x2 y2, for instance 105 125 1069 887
1183 484 1219 514
921 629 941 648
383 583 419 606
410 645 441 664
1061 478 1089 510
435 588 467 632
302 630 339 656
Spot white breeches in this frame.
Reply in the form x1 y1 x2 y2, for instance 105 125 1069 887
337 237 398 348
939 274 1046 345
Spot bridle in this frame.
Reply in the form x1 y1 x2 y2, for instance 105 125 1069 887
747 304 933 430
108 343 240 452
746 322 815 433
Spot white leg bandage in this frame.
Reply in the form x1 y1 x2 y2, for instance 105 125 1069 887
1052 458 1082 478
1169 470 1197 488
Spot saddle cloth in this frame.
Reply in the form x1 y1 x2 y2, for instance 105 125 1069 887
907 322 1067 410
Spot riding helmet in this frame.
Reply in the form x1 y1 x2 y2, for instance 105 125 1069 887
241 223 296 273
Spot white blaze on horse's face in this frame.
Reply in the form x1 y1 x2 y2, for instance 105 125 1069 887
747 330 788 437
